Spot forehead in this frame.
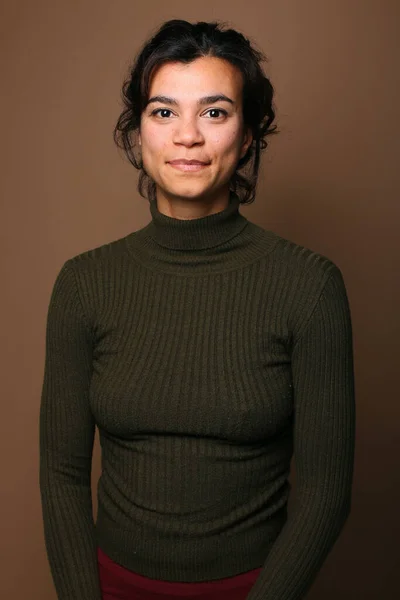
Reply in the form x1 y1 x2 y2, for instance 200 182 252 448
148 56 243 98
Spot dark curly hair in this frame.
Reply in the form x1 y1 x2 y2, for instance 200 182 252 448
113 19 278 205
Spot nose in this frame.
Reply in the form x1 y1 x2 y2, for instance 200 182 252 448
172 118 205 147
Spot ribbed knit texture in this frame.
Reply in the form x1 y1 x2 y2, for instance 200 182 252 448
39 191 356 600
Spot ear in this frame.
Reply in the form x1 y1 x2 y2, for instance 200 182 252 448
240 127 253 159
138 131 141 146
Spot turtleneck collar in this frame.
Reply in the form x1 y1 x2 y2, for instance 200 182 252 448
125 190 274 275
147 191 248 251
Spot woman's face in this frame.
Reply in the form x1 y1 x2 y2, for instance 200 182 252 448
138 56 252 207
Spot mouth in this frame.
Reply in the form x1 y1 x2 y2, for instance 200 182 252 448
167 161 210 172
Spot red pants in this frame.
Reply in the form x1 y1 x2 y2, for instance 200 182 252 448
97 547 262 600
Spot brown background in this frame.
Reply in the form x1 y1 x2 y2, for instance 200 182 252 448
1 1 399 598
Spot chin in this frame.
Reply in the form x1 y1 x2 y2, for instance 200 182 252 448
159 182 212 200
167 190 210 202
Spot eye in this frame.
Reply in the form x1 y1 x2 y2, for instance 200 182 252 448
150 108 228 119
151 108 173 118
204 108 227 119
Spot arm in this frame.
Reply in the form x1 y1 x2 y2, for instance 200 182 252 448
39 260 102 600
247 265 356 600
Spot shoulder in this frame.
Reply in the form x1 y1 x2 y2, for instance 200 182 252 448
247 223 350 337
63 233 132 275
251 222 344 291
50 234 133 320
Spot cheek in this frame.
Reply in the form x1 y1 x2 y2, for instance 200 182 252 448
141 126 167 158
212 130 242 157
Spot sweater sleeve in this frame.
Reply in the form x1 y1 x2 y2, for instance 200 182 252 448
246 265 356 600
39 260 102 600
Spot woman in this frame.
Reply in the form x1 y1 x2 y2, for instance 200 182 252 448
39 19 356 600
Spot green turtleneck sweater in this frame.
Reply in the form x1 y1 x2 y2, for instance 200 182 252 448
39 192 355 600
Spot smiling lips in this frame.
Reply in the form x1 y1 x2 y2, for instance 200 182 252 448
168 159 210 172
168 159 210 165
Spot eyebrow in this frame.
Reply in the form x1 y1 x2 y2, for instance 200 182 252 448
146 94 235 108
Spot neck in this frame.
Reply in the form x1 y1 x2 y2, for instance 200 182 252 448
147 190 247 251
154 188 231 221
126 190 271 275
